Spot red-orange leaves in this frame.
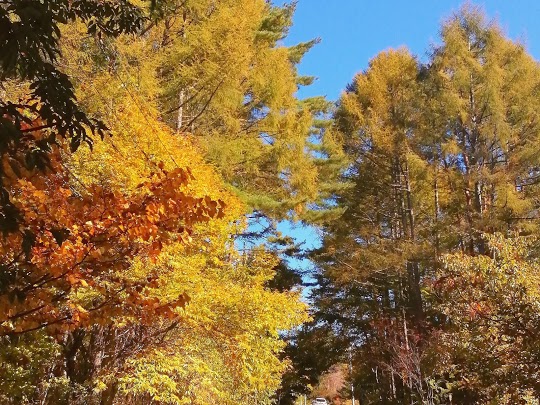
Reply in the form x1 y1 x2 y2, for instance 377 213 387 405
0 152 225 336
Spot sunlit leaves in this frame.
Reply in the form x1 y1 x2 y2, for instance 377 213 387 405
0 134 224 336
433 234 540 401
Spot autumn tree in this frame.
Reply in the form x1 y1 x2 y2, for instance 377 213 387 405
303 6 540 404
0 1 317 403
0 120 228 403
0 103 308 404
0 0 155 235
432 234 540 403
137 0 342 220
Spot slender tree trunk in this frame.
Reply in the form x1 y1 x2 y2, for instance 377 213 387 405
391 371 396 400
462 146 475 254
403 156 415 241
177 89 185 131
401 306 409 352
434 164 440 258
176 10 188 133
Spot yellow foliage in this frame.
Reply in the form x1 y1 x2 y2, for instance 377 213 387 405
58 21 306 405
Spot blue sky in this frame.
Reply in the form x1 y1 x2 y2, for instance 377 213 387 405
276 0 540 272
282 0 540 101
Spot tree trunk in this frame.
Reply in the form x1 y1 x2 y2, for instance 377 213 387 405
177 89 185 131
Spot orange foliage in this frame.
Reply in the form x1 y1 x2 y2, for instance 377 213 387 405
0 139 225 336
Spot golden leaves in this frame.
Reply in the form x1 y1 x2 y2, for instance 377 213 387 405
0 133 226 335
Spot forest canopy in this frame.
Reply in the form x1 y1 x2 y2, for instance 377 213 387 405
288 5 540 405
0 0 327 403
2 1 540 405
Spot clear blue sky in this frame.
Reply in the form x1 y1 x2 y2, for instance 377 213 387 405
276 0 540 271
281 0 540 101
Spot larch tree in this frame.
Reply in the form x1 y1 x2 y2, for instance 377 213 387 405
301 6 540 404
151 0 343 221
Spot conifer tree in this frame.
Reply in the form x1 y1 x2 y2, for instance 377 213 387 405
305 6 540 403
